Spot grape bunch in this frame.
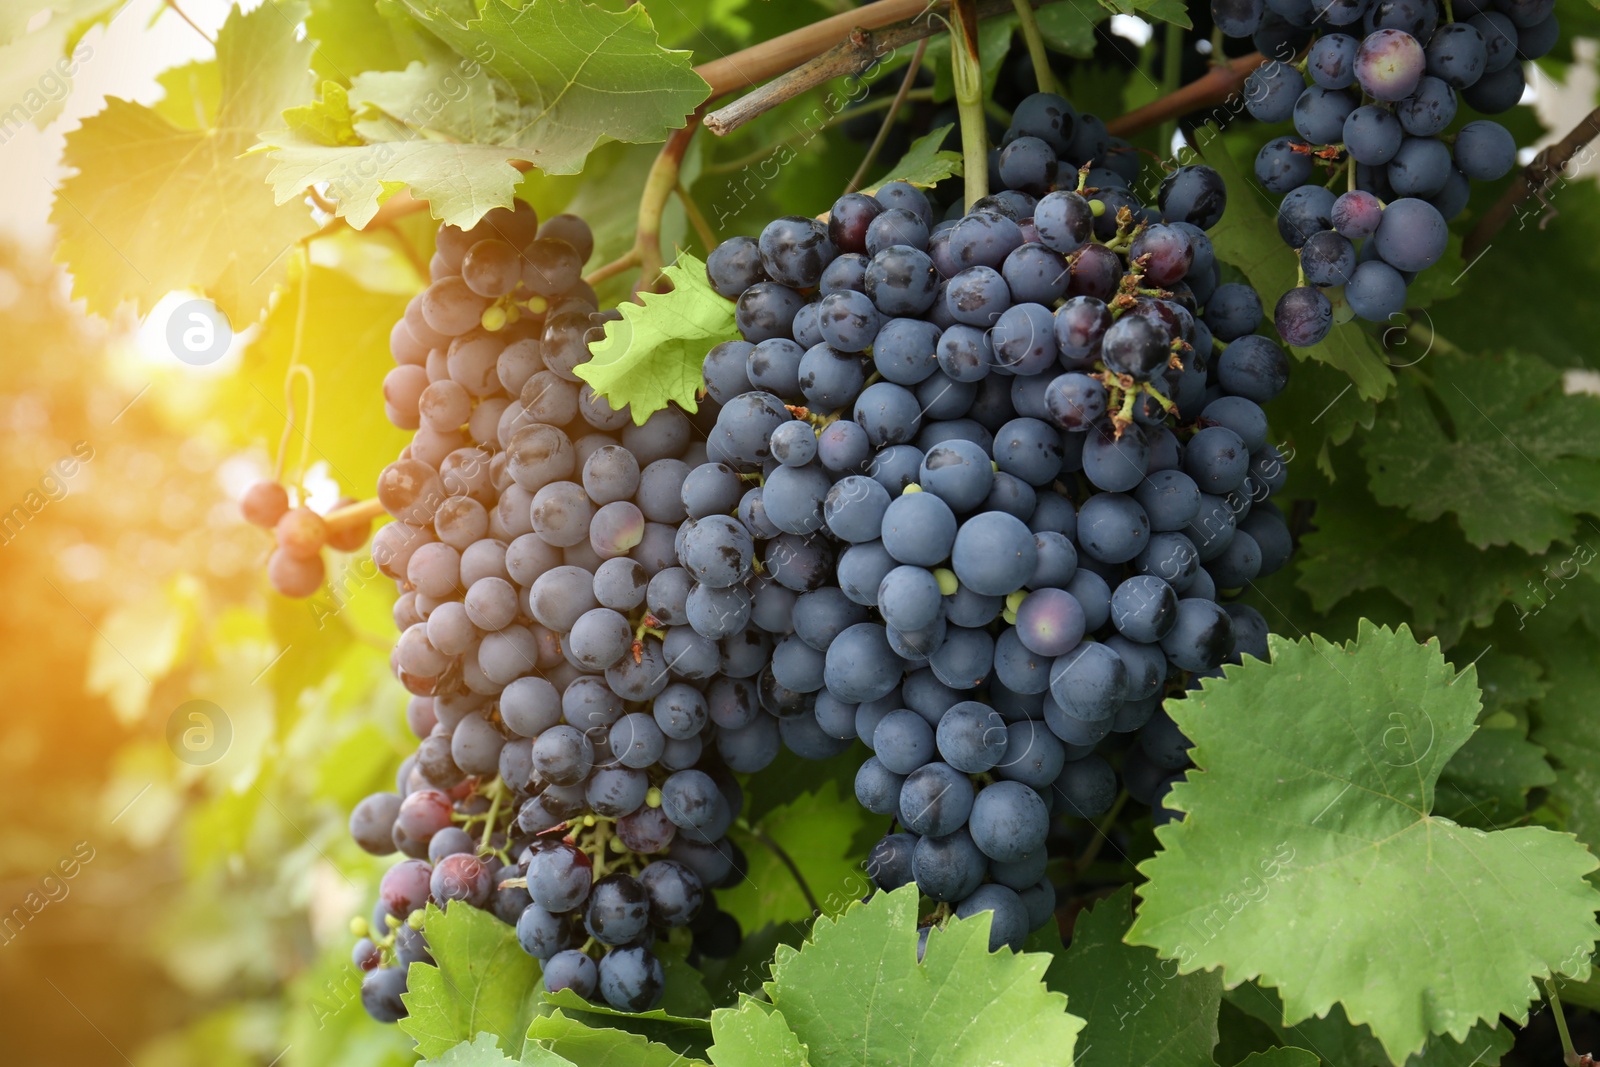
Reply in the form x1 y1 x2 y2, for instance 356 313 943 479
348 205 754 1022
692 91 1291 952
1221 0 1551 345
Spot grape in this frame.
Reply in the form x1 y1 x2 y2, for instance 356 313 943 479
1460 54 1524 113
879 491 958 567
1213 0 1265 36
951 512 1037 597
1158 165 1227 229
1425 22 1487 87
1245 60 1302 122
1517 13 1558 58
758 216 836 289
968 780 1049 864
1356 29 1426 101
1372 197 1448 272
1275 286 1334 347
736 282 806 343
899 762 977 837
1345 260 1408 322
351 793 402 855
1076 492 1150 564
1277 185 1336 249
829 193 883 254
1101 314 1171 380
1033 191 1094 255
543 950 598 998
1255 136 1314 194
519 238 583 298
1454 120 1515 180
1053 755 1118 818
598 945 664 1011
362 967 410 1023
1160 598 1236 671
1217 335 1290 403
1332 190 1384 240
1295 86 1358 145
528 844 598 915
936 701 1010 774
1309 33 1360 88
911 829 988 902
1388 135 1453 197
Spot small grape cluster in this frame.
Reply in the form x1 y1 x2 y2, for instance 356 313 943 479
693 91 1292 952
237 481 372 594
1220 0 1553 345
347 206 752 1023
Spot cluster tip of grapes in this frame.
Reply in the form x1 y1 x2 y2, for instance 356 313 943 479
1222 0 1551 345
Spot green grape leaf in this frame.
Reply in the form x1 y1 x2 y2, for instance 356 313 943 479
524 1009 709 1067
1033 1 1107 57
707 1001 811 1067
1361 350 1600 553
1128 621 1600 1063
720 777 876 932
575 252 738 424
264 61 541 229
1197 130 1394 403
306 0 442 85
756 884 1084 1066
401 903 545 1059
865 125 962 192
1429 179 1600 369
1053 886 1222 1067
51 2 317 322
1231 1051 1319 1067
1531 626 1600 852
151 59 221 128
429 1032 572 1067
269 0 707 228
1435 716 1555 829
1291 465 1545 645
1225 984 1517 1067
283 80 363 146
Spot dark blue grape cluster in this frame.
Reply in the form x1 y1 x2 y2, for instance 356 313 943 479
352 208 752 1022
1225 0 1550 345
696 91 1292 952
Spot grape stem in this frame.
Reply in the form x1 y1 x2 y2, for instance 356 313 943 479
635 118 704 289
1464 105 1600 260
845 38 930 196
323 497 385 535
949 0 988 209
744 824 823 916
584 249 642 288
1010 0 1061 96
1547 981 1581 1067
